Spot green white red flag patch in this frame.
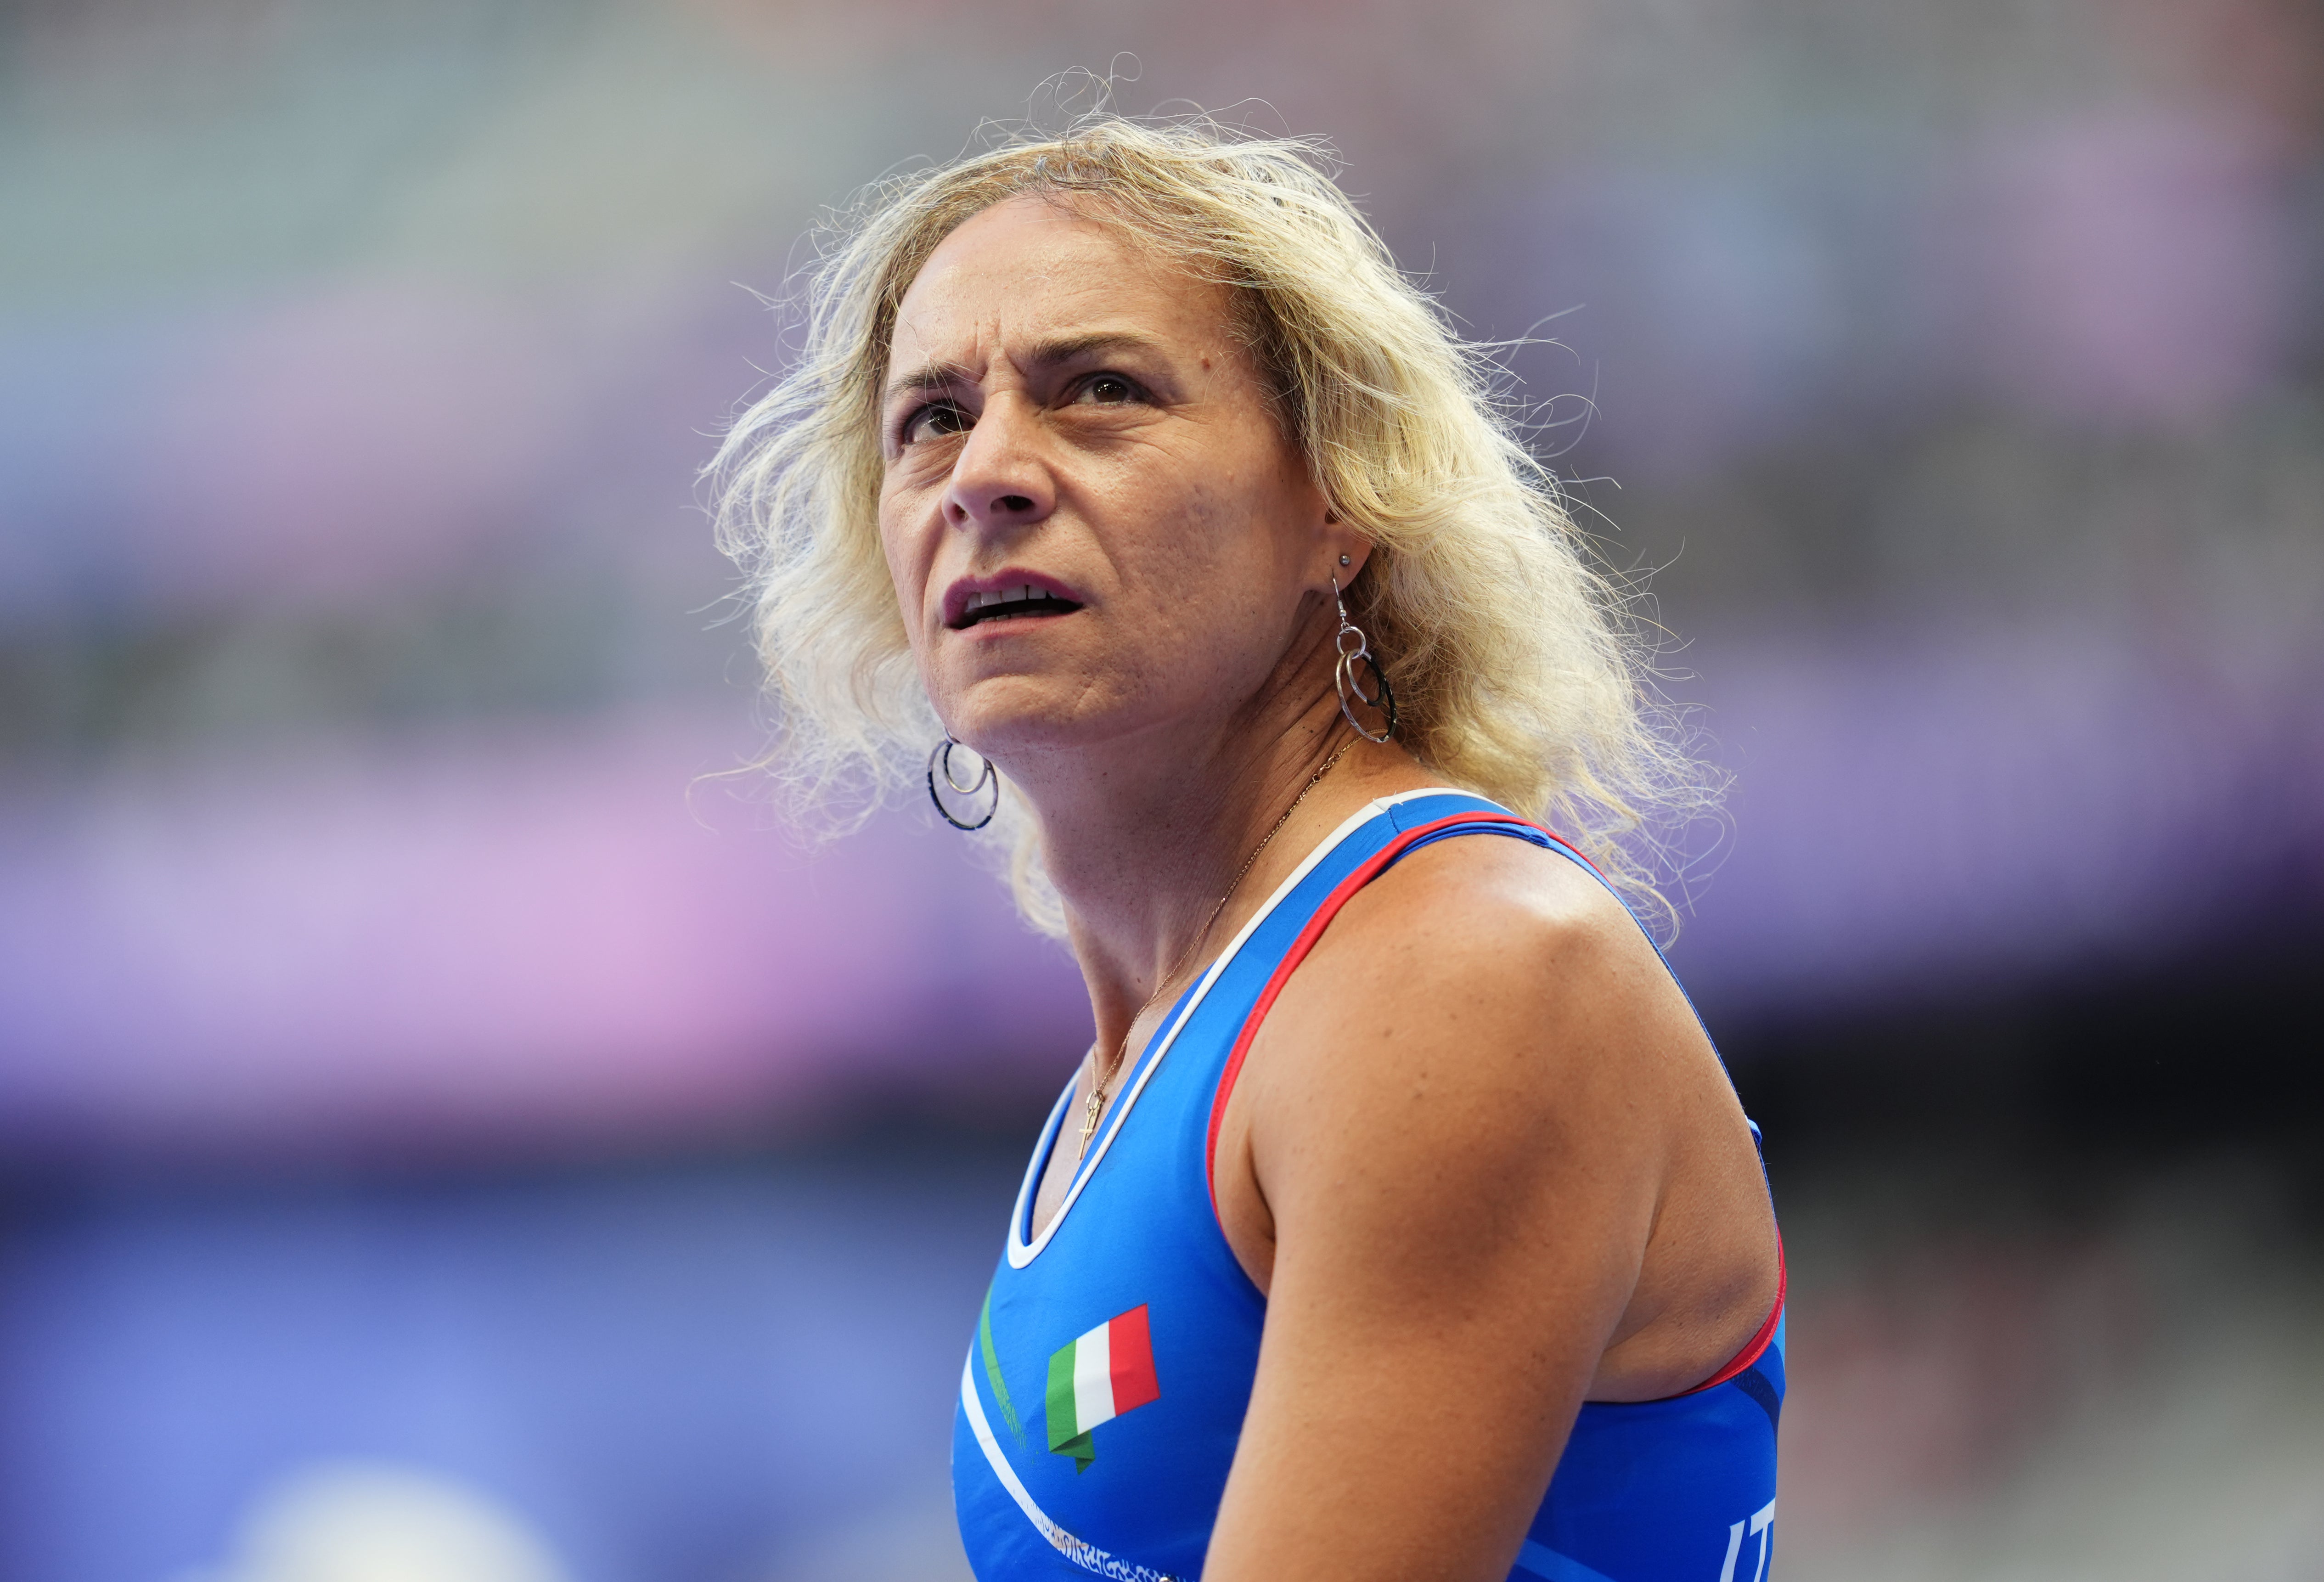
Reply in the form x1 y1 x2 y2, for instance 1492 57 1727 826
1046 1305 1160 1472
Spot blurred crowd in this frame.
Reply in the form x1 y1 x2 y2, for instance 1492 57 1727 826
1 1 2318 1578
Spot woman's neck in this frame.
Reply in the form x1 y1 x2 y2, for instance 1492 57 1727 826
1005 640 1435 1054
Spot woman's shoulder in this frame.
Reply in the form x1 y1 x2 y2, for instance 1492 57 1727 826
1328 823 1665 1006
1246 824 1716 1151
1217 816 1745 1315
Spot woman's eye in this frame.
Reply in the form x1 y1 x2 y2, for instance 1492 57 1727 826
1076 373 1140 406
900 401 971 445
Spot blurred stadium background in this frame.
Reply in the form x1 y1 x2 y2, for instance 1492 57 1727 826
3 1 2320 1578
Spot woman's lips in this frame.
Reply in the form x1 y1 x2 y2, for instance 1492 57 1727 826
942 573 1086 629
956 586 1084 628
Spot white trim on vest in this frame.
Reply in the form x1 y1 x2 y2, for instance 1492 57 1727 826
1003 789 1480 1269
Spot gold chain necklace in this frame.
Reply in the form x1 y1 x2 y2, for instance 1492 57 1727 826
1075 735 1357 1163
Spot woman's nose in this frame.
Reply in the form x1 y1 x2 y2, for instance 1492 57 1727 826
941 397 1054 532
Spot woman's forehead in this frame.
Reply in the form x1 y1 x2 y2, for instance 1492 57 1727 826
888 196 1234 371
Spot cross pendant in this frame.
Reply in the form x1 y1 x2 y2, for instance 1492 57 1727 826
1075 1089 1104 1161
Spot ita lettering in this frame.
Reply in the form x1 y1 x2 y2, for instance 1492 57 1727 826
1717 1500 1776 1582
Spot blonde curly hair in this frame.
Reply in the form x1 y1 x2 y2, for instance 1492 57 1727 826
711 113 1706 935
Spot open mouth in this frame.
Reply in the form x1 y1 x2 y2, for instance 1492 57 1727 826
953 586 1085 629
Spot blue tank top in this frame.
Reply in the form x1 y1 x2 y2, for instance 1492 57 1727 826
952 790 1785 1582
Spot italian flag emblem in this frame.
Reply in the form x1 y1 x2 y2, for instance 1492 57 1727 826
1045 1305 1161 1472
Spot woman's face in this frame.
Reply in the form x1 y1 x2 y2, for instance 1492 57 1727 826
878 194 1362 767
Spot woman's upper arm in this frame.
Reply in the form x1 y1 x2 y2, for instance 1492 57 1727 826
1201 844 1691 1582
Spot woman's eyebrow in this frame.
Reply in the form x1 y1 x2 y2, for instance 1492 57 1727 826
883 332 1167 406
883 360 972 406
1023 330 1164 369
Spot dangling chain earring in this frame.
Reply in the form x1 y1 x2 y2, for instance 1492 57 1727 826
927 734 999 830
1331 577 1397 743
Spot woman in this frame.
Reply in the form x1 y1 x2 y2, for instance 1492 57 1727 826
715 118 1783 1582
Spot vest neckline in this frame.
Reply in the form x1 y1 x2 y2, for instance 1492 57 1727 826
1003 788 1482 1267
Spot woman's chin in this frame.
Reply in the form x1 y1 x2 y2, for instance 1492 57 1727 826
945 710 1105 764
940 683 1149 766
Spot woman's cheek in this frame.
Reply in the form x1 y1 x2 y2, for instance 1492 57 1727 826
875 510 925 622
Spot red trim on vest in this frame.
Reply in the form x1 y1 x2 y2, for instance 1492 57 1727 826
1200 802 1786 1399
1203 811 1578 1218
1680 1231 1786 1395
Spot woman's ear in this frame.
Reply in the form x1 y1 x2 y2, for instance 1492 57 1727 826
1316 489 1371 583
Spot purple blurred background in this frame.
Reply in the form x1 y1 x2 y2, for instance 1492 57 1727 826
2 2 2320 1579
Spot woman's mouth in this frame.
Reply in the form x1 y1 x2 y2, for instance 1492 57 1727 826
951 585 1085 629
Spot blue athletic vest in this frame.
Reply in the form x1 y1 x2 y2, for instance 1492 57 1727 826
953 790 1785 1582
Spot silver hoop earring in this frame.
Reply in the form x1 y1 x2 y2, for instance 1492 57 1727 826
1330 578 1397 743
927 735 999 831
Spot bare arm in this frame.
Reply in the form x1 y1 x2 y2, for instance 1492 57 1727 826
1202 837 1773 1582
